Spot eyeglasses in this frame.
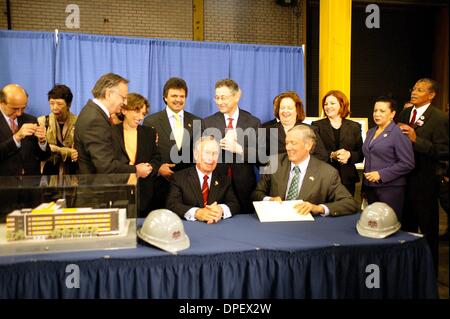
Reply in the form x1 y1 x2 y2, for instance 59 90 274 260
215 94 234 101
112 90 127 102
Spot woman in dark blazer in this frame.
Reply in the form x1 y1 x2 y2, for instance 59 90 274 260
311 90 363 196
114 93 161 218
262 91 328 162
362 96 414 219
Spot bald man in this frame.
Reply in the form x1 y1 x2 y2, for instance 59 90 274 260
0 84 50 176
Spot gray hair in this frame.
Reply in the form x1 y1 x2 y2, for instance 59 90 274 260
194 135 219 153
91 73 129 99
287 125 316 152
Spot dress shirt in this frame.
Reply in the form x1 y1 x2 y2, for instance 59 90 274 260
166 107 185 133
224 108 239 129
264 154 330 216
185 167 232 221
410 103 430 124
92 98 111 118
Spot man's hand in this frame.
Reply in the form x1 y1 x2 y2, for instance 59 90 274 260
398 123 417 143
135 162 152 178
269 196 283 202
195 205 223 224
34 125 47 144
205 201 224 224
219 138 243 155
158 163 176 180
364 171 381 183
294 201 324 215
14 123 37 142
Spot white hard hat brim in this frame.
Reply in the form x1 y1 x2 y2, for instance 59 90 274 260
356 221 401 239
137 227 190 254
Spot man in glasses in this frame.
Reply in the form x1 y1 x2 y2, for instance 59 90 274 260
398 78 449 274
0 84 50 176
75 72 152 178
204 79 261 213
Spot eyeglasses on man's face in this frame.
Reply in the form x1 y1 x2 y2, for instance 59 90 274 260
214 94 234 102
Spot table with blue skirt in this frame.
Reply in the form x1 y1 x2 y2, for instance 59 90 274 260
0 213 437 298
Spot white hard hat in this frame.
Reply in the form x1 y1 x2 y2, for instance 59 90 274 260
356 202 401 239
137 209 190 254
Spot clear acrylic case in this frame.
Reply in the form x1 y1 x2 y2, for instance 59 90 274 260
0 174 137 255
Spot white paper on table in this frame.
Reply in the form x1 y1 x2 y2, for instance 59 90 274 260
253 200 315 222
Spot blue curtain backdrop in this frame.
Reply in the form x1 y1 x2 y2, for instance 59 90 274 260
1 30 305 123
0 30 55 116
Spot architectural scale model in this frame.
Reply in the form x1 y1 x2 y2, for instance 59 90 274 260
6 199 126 241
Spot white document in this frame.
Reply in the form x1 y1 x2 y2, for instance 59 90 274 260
253 200 315 222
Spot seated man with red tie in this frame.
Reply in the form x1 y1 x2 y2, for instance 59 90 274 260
166 135 240 223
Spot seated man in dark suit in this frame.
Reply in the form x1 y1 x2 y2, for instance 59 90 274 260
252 125 359 216
167 136 240 223
0 84 51 176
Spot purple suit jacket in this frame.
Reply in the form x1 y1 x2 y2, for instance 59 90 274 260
362 121 414 187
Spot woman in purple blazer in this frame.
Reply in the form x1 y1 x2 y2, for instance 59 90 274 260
362 96 415 219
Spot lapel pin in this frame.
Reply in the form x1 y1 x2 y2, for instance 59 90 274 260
383 133 387 137
309 176 314 181
214 181 219 186
188 123 192 128
419 116 425 120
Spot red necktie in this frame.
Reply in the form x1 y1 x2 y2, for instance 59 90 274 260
409 109 417 127
226 118 234 177
202 175 209 207
9 118 18 134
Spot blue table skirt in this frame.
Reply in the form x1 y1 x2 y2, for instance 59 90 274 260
0 214 438 298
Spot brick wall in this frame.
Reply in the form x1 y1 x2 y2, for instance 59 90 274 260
0 0 304 45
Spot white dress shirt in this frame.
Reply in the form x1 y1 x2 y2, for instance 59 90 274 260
410 103 430 124
184 167 232 221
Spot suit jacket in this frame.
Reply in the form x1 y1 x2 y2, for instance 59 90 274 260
362 121 414 187
311 118 363 184
143 109 202 172
74 100 136 174
0 113 51 176
262 121 329 162
399 105 449 190
203 109 261 212
113 123 162 216
252 154 359 216
166 166 240 218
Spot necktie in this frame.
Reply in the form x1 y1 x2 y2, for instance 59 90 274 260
286 166 300 200
409 109 417 127
202 175 209 207
9 118 18 134
226 118 234 177
227 118 234 129
173 113 183 149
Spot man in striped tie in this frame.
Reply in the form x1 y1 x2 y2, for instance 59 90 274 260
167 136 240 223
252 125 359 217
